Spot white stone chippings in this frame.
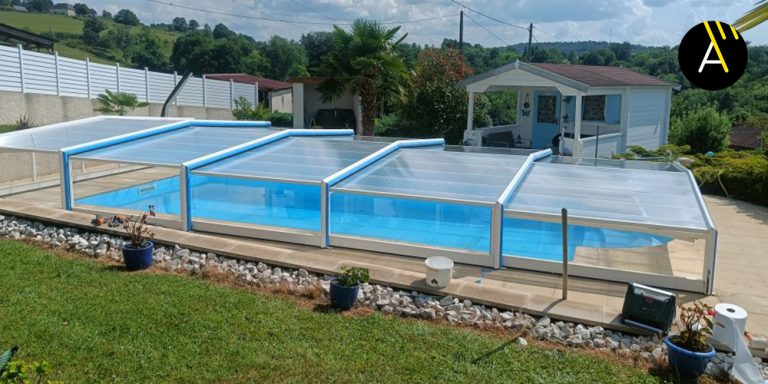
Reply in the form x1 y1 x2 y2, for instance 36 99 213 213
3 215 766 371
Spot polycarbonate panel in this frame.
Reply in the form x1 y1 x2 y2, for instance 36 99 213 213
504 162 708 230
74 126 277 166
194 137 388 183
330 192 493 252
76 174 181 215
0 117 185 151
333 148 528 203
190 175 321 231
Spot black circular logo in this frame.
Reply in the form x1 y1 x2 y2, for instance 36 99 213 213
678 21 748 91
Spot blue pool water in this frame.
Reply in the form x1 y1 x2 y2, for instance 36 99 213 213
77 177 672 259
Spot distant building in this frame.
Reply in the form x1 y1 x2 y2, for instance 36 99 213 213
289 77 362 132
50 3 75 16
11 5 28 12
730 125 765 151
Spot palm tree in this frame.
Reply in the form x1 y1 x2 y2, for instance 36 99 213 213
318 20 409 136
95 89 149 116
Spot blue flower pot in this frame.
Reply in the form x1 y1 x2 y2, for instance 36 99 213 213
664 336 716 378
330 280 359 310
122 241 154 271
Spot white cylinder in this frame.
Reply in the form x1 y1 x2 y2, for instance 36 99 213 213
425 256 454 288
713 303 748 348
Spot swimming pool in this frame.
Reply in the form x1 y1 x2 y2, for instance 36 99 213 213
77 177 672 260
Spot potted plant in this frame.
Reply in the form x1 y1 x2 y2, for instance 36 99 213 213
330 267 369 310
121 209 155 271
664 301 717 378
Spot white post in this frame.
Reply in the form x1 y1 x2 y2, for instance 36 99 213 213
573 94 583 156
17 44 25 93
54 51 61 96
85 57 92 98
254 82 259 106
229 79 234 109
144 67 150 102
466 91 475 131
31 152 37 182
173 71 178 105
202 74 207 107
115 62 121 93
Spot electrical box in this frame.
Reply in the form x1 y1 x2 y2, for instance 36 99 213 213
621 283 677 335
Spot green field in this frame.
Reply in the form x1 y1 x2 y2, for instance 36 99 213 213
0 125 13 133
0 239 661 383
0 10 179 66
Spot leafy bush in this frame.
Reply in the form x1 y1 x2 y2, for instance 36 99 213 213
335 267 369 287
612 144 690 161
94 90 149 116
670 301 714 352
669 106 731 153
689 150 768 206
232 97 292 127
375 113 405 137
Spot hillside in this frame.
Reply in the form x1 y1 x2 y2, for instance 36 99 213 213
0 10 179 67
507 41 656 55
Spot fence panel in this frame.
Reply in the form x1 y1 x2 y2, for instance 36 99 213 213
176 76 203 107
233 82 255 106
205 79 230 109
22 50 57 95
119 67 147 101
0 45 21 92
58 56 89 97
0 46 256 109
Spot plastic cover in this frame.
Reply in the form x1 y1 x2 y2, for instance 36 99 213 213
333 148 529 203
0 117 185 151
504 162 708 231
74 125 276 166
194 137 389 183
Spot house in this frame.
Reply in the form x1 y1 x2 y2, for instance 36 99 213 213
50 3 75 16
459 61 675 158
12 5 28 12
289 77 362 132
730 125 765 150
204 73 292 113
0 22 55 53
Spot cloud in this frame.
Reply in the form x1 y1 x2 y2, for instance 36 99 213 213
83 0 768 47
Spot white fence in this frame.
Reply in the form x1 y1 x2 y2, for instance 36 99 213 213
0 44 258 109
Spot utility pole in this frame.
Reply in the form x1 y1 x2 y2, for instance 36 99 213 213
526 22 533 62
459 10 464 55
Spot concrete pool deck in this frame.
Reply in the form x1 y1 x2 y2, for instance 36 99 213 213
1 190 767 341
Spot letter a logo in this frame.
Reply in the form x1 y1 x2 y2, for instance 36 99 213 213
679 21 747 91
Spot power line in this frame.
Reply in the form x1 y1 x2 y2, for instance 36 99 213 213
464 12 511 47
147 0 456 26
533 25 560 41
449 0 528 31
287 0 335 22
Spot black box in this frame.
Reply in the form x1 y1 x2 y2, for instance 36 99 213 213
621 283 676 334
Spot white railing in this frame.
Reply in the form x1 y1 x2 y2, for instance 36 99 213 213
0 44 256 109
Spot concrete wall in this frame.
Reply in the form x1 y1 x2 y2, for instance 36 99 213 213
0 91 235 125
269 88 292 113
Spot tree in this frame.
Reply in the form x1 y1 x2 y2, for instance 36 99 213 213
188 19 199 30
170 31 215 74
73 3 89 16
132 29 167 71
103 26 136 60
101 10 111 19
301 32 333 75
23 0 52 12
82 16 106 46
400 48 473 143
318 20 409 136
670 106 732 153
171 17 187 32
213 23 235 39
113 9 140 26
261 36 308 80
609 42 632 61
95 89 149 116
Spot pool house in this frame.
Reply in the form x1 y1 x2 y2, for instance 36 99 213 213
0 117 716 294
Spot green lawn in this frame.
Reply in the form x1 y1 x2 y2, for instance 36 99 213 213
0 125 14 133
0 239 660 383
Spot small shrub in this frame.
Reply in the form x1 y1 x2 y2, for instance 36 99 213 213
232 97 292 127
336 267 369 287
669 106 731 153
690 150 768 206
13 115 36 130
95 90 149 116
611 144 690 161
122 208 155 248
669 301 714 352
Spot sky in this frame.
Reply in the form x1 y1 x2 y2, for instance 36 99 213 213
93 0 768 47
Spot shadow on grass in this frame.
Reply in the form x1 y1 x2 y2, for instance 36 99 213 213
471 340 515 365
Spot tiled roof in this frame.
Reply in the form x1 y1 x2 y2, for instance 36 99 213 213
205 73 291 91
530 63 671 87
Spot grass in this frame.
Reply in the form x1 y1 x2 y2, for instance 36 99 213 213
0 10 179 66
0 125 14 133
0 239 662 383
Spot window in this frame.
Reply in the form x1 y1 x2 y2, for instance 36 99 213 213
582 96 606 121
536 95 558 124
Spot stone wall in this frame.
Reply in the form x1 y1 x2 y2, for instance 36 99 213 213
0 91 234 125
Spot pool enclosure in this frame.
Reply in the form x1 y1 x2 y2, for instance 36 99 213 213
0 117 717 294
